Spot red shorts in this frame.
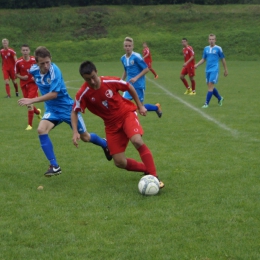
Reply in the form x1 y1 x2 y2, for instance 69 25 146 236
21 82 38 98
106 111 143 155
2 68 16 80
181 66 195 77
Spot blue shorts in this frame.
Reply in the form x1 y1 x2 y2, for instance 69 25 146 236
42 111 86 134
206 71 218 84
123 88 145 103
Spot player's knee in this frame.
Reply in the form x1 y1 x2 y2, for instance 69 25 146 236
180 75 184 80
27 105 33 110
113 159 125 169
80 132 91 142
131 138 144 149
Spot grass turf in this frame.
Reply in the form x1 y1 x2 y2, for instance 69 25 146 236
0 61 259 260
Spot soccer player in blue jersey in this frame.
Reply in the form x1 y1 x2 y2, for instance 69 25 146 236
18 46 111 177
195 34 228 108
121 37 162 118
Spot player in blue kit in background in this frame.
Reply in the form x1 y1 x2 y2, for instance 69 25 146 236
195 34 228 108
121 37 162 118
18 46 111 177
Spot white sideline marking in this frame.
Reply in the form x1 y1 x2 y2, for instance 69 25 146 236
147 77 240 136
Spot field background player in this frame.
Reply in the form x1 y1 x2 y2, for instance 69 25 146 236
121 37 162 118
1 38 19 97
142 42 158 79
180 38 196 95
15 44 42 130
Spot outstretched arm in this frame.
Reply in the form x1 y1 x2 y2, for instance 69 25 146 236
18 92 58 106
195 58 205 69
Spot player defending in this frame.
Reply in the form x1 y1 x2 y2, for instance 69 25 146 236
18 46 112 177
71 61 164 189
195 34 228 108
121 37 162 118
0 39 19 98
180 38 196 95
15 44 42 130
142 42 158 79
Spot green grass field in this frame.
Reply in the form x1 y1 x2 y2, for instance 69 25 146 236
0 61 259 259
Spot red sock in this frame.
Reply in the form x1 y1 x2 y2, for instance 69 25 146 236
33 106 39 115
149 68 157 77
137 144 157 177
181 78 189 88
191 80 196 91
28 110 34 126
126 158 146 172
5 84 11 96
14 83 19 93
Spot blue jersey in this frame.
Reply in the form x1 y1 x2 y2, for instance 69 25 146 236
29 63 74 113
121 51 148 90
202 45 225 73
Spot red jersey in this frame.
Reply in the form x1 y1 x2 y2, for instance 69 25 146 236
182 46 195 66
0 48 16 69
15 56 36 87
143 47 152 63
73 76 137 128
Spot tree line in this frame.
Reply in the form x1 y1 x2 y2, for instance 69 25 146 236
0 0 258 9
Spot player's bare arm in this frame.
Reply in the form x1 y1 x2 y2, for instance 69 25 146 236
71 110 80 148
195 58 205 69
222 58 228 77
16 73 28 80
183 55 194 67
129 67 149 84
121 71 127 81
18 92 58 106
128 85 147 116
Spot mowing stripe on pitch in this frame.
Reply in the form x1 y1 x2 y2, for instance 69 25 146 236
147 77 239 137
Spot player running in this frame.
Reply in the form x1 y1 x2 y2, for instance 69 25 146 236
71 60 165 189
121 37 162 118
180 38 196 95
15 44 42 130
195 34 228 108
18 46 111 177
0 38 19 98
142 42 158 79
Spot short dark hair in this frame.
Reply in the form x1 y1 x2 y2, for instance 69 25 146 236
182 38 188 41
21 44 30 48
79 61 97 76
34 46 51 62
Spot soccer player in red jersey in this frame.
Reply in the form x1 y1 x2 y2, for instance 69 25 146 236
71 61 164 189
15 44 42 130
0 38 19 98
180 38 196 95
142 42 158 79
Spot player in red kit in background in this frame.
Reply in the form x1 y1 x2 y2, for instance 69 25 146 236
0 38 19 98
142 42 158 79
15 44 42 130
71 60 164 189
180 38 196 95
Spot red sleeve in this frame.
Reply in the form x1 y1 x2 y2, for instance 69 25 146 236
73 83 88 113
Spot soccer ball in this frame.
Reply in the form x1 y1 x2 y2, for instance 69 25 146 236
138 175 160 195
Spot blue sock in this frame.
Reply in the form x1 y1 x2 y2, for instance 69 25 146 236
206 91 213 105
39 134 58 166
213 88 221 101
89 133 107 149
144 104 158 111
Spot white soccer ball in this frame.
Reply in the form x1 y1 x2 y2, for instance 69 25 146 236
138 175 160 195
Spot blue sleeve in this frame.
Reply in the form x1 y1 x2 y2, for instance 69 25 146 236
135 56 148 70
218 48 225 59
49 64 63 92
202 47 207 59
